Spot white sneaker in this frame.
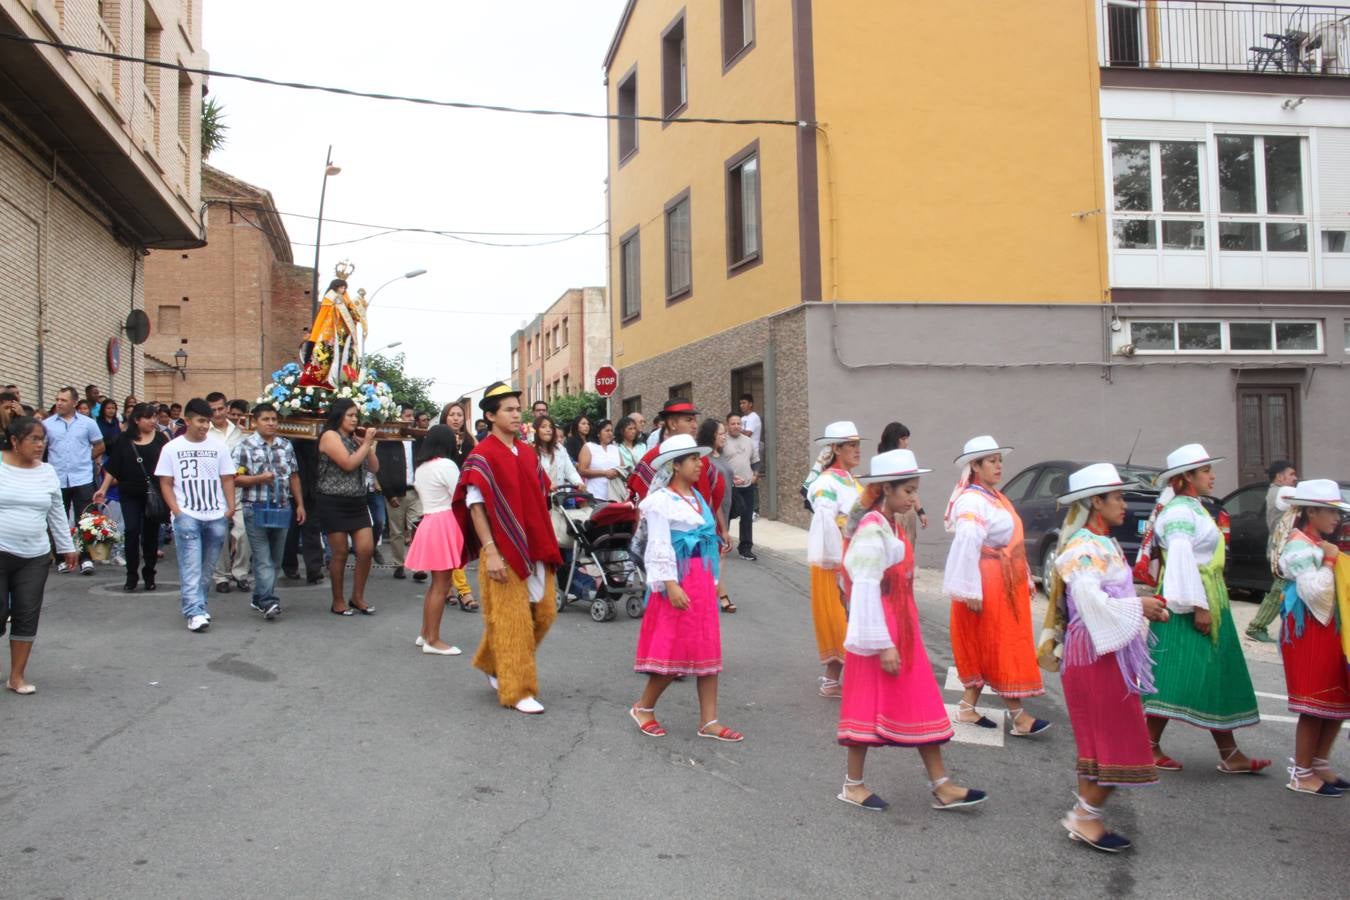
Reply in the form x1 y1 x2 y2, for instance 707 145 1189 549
80 560 95 575
57 562 73 574
187 615 210 633
514 696 545 714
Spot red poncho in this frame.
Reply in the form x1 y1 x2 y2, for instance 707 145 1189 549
628 443 725 530
453 434 561 579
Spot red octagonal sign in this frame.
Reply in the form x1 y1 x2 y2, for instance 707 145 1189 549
594 365 618 397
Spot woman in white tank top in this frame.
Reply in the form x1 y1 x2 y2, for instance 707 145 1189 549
578 419 623 501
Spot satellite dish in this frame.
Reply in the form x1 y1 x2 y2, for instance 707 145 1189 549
124 310 151 344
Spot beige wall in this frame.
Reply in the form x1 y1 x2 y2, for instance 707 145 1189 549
606 0 802 368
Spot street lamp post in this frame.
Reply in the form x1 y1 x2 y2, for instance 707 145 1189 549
368 341 404 356
311 146 342 319
368 269 428 305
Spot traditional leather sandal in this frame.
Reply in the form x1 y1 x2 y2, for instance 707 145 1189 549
629 705 666 737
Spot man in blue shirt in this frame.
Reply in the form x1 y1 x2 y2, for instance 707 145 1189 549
43 386 106 574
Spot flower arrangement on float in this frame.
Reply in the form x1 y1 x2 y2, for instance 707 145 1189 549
75 507 122 561
256 362 399 422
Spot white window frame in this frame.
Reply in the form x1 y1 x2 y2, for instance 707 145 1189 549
1110 138 1207 257
1127 318 1323 355
1213 132 1311 256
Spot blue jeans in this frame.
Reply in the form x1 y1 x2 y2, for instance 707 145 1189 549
558 547 597 598
366 492 386 545
243 506 289 604
173 515 229 619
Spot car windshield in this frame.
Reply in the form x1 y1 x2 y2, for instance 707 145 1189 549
1117 465 1161 488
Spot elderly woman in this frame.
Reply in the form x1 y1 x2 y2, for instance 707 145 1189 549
806 421 865 699
1271 479 1350 797
942 435 1050 736
628 435 742 742
1137 444 1267 775
1 417 79 694
1050 464 1170 852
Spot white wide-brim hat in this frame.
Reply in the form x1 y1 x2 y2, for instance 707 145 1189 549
857 449 932 484
814 420 864 446
1157 443 1225 484
954 435 1013 467
651 433 711 470
1287 478 1350 512
1274 485 1298 513
1058 463 1127 505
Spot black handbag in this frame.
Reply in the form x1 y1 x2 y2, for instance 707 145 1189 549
135 441 169 522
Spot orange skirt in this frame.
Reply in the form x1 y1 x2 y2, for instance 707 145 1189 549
810 565 848 665
950 554 1044 698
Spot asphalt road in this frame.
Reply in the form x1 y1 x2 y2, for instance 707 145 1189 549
2 547 1344 899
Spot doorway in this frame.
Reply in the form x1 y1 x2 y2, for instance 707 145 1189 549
1236 385 1299 484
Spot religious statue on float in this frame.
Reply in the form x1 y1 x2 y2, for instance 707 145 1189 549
300 260 370 389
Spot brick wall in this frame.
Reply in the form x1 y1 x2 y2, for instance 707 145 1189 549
270 262 316 381
0 112 145 406
614 306 808 524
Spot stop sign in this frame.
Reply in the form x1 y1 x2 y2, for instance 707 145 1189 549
594 365 618 397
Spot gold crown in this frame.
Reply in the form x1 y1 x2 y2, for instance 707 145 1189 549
334 260 356 280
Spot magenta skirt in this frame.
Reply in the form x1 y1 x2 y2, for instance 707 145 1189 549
403 509 464 573
1062 635 1158 786
634 557 722 676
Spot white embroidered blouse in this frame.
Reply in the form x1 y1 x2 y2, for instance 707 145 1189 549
1054 529 1146 655
807 467 861 569
843 510 905 656
1278 533 1336 626
639 487 710 586
1156 495 1220 614
941 488 1017 602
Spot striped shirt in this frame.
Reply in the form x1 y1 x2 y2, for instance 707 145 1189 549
0 458 77 558
154 434 229 521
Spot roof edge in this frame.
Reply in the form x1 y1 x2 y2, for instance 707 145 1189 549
602 0 638 72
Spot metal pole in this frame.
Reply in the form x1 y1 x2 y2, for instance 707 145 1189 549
311 144 333 319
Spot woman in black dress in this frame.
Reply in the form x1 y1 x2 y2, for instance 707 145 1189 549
438 400 479 609
563 415 591 464
93 403 168 591
316 399 380 615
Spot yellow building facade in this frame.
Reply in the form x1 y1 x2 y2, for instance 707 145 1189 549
605 1 1350 536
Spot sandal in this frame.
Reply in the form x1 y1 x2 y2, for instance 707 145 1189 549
1061 794 1132 852
697 719 744 743
837 776 888 811
818 676 841 699
330 606 354 616
929 776 987 811
953 700 997 729
1286 761 1344 797
1006 708 1051 737
1216 747 1270 775
719 592 737 614
1151 741 1183 771
629 705 666 738
1312 757 1350 790
458 593 480 612
350 601 376 616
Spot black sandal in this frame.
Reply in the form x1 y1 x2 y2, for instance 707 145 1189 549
330 606 354 616
719 592 737 613
458 593 480 612
350 602 376 616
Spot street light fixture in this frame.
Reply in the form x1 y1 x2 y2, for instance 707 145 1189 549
369 340 403 355
173 348 188 380
369 269 428 304
311 145 341 319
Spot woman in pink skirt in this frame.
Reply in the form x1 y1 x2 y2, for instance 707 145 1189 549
405 426 466 656
629 435 742 742
1050 464 1170 852
836 449 986 812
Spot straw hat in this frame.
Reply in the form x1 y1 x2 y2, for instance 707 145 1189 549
954 435 1013 467
814 420 864 446
857 449 932 484
1286 479 1350 512
1157 443 1225 483
1057 463 1127 505
650 433 711 470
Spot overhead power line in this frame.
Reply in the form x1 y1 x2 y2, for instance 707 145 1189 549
1 32 812 128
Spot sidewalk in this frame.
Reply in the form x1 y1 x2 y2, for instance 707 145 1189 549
750 515 1283 665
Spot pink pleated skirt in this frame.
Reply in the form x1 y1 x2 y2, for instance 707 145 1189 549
634 557 722 676
403 509 464 573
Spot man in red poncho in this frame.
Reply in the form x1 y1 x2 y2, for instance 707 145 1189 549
628 399 727 539
453 383 562 714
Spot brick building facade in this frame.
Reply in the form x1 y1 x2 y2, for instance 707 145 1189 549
0 0 206 405
510 287 611 406
142 165 313 404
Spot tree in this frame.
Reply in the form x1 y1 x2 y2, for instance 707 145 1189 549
363 352 437 415
201 96 228 159
548 391 607 425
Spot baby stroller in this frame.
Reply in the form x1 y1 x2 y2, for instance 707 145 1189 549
551 486 647 622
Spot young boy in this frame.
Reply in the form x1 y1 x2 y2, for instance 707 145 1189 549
156 398 234 632
233 403 304 621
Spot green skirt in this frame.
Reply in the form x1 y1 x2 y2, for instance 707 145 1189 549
1142 610 1260 730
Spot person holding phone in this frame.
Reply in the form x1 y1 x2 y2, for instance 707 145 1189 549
316 399 380 616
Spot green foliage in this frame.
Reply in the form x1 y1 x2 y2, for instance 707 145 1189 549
548 391 607 425
201 96 228 159
363 352 437 415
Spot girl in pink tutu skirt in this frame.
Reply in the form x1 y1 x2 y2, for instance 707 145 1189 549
405 426 466 656
629 435 743 742
837 449 986 812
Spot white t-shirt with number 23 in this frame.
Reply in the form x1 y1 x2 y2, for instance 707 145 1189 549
155 434 230 521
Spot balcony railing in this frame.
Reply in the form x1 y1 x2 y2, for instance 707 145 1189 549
1101 1 1350 75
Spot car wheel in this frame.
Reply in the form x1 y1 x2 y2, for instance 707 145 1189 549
1041 539 1058 590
